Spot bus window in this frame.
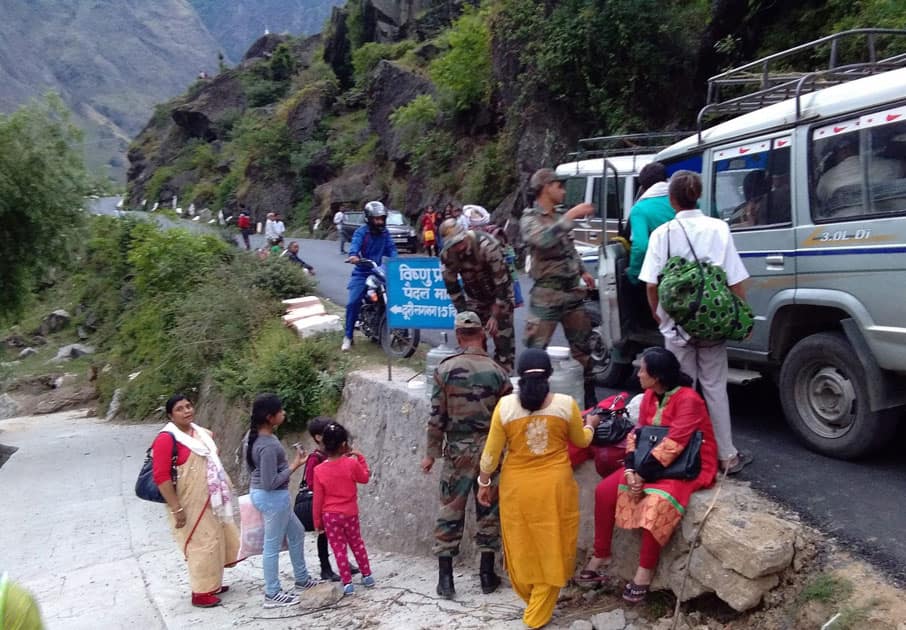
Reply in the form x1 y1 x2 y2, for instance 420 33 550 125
811 107 906 221
663 153 703 177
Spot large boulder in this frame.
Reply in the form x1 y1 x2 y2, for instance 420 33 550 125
313 163 382 215
366 60 436 162
287 83 336 143
39 309 71 335
361 1 473 43
242 33 290 62
52 344 95 362
171 72 247 141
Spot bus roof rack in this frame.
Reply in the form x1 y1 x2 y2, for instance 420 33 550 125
567 131 695 160
697 28 906 142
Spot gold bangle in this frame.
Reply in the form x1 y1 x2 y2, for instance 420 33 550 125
171 507 184 515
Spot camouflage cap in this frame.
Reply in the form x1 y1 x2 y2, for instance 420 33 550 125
454 311 483 330
529 168 567 195
440 218 468 250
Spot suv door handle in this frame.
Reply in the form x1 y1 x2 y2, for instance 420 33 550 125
765 254 784 268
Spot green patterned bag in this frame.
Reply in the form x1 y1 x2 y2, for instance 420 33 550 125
657 222 754 342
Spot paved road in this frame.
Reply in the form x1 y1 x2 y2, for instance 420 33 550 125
83 205 906 582
295 236 906 584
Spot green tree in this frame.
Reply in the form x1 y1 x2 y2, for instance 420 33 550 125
0 94 88 319
429 6 493 112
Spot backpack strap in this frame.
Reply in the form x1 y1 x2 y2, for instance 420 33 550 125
163 431 179 484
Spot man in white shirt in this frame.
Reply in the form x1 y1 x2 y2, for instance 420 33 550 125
638 170 752 475
274 213 286 242
334 208 346 253
264 212 279 244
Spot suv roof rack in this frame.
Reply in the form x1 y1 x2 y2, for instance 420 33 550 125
567 131 694 160
697 28 906 141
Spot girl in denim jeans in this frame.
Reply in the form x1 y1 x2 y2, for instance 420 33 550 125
247 393 318 608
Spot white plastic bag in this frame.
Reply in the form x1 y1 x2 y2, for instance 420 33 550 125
237 494 265 559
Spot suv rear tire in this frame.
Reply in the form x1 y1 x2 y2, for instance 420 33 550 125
584 301 633 387
779 331 895 459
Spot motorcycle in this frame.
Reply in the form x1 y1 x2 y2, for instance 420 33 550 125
350 258 421 358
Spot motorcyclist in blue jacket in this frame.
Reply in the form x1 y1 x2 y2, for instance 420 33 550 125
343 201 399 351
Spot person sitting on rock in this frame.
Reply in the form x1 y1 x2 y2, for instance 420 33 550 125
282 241 316 275
578 347 718 603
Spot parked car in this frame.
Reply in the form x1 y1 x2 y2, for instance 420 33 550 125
589 29 906 460
341 210 418 253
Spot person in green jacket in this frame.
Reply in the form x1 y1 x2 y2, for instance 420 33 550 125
626 162 674 285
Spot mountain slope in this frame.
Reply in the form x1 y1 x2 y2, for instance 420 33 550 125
0 0 221 178
189 0 345 61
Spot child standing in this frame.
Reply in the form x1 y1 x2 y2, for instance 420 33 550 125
312 422 375 595
297 416 343 581
247 393 318 608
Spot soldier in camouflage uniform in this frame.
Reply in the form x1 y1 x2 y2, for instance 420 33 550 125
521 167 598 408
421 311 513 599
439 219 516 373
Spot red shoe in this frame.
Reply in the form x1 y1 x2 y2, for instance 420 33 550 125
191 592 222 608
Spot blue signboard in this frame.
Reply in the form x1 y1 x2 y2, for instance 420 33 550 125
385 257 456 330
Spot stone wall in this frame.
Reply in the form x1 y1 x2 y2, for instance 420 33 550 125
334 367 811 612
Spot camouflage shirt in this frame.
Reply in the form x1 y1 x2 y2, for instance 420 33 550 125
441 231 513 312
427 347 513 458
520 203 585 282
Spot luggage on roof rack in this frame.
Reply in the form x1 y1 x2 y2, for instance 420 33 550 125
697 28 906 140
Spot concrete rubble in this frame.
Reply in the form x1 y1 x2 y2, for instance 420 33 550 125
281 296 342 338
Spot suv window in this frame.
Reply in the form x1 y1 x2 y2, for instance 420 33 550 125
713 138 792 229
564 176 587 207
386 211 407 226
345 212 364 224
811 105 906 221
591 176 623 220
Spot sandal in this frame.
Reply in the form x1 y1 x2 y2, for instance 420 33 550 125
722 451 754 475
622 581 649 603
575 557 610 586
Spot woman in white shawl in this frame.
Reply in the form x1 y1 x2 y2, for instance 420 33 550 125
151 394 240 608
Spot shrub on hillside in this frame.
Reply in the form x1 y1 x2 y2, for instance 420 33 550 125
352 41 415 85
429 6 492 113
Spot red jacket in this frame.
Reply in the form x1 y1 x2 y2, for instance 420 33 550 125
312 454 370 529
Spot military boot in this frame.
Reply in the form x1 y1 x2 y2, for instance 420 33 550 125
479 552 501 594
437 556 455 599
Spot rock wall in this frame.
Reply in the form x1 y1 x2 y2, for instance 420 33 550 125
334 367 811 612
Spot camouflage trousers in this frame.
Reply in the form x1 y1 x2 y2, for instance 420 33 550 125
433 441 501 557
469 301 515 373
524 283 593 377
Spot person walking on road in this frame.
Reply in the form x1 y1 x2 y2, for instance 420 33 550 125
440 219 515 373
520 168 598 408
334 208 347 254
152 394 241 608
246 393 319 608
420 205 439 257
265 212 279 245
422 311 513 599
342 201 398 352
237 207 253 250
638 170 752 475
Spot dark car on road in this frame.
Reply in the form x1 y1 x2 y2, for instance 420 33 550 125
341 210 417 253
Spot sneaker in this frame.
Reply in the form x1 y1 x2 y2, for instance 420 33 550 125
361 575 375 588
341 337 352 352
342 583 355 596
263 590 300 608
294 577 320 593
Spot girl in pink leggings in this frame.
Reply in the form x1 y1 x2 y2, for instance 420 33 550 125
312 422 375 595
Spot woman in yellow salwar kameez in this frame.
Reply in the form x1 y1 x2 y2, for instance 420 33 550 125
477 349 600 629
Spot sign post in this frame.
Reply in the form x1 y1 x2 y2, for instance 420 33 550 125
385 257 456 380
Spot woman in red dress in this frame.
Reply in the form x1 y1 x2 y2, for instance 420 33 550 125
420 206 439 256
578 347 719 602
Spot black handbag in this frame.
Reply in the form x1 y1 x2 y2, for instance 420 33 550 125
135 431 179 503
294 481 315 532
590 393 634 446
630 425 703 481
